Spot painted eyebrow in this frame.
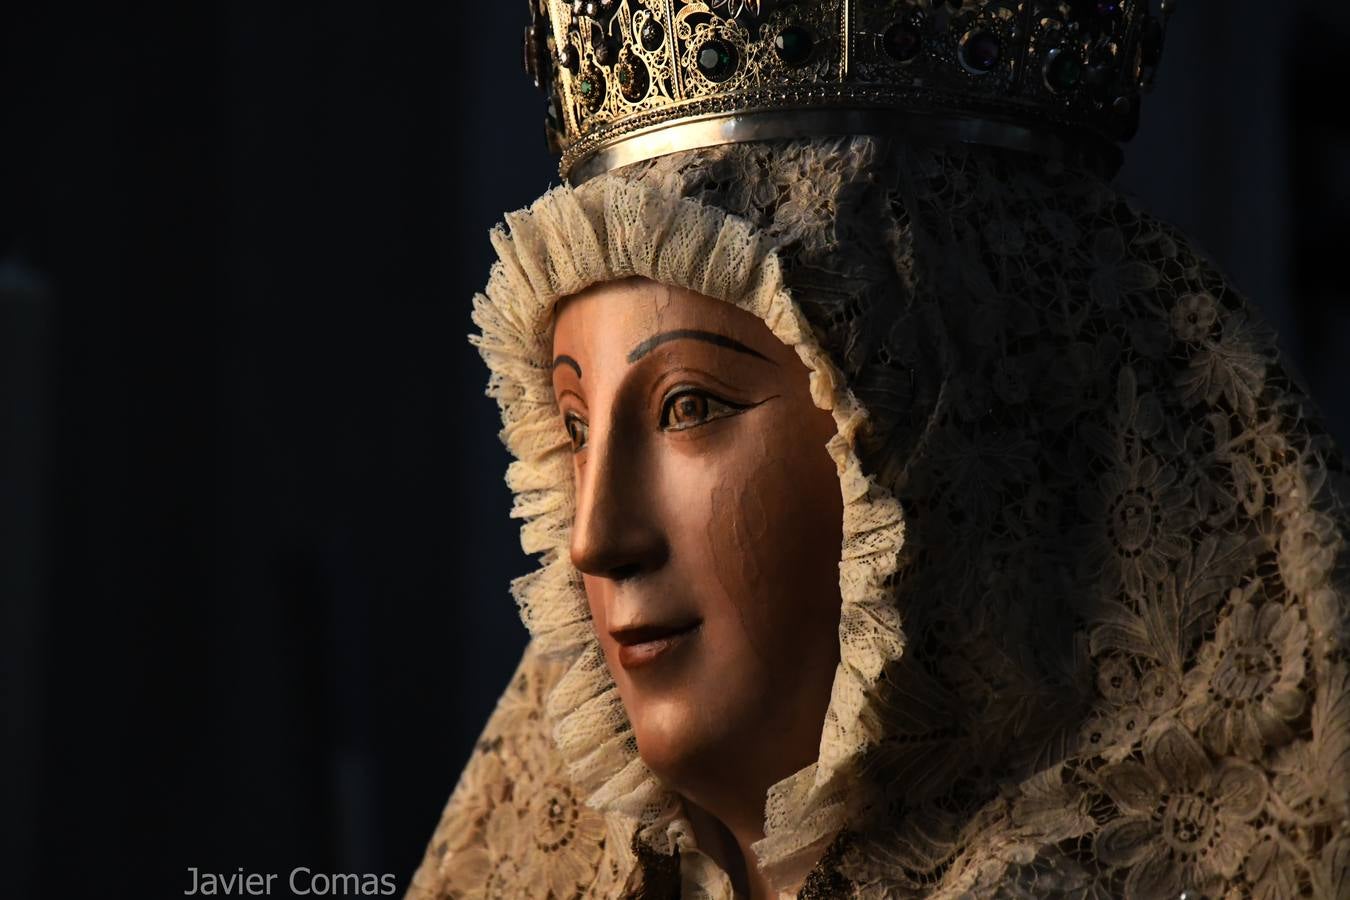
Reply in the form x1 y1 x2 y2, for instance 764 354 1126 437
626 329 776 365
552 355 582 378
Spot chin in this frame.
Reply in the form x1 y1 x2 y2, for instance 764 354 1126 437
629 696 740 791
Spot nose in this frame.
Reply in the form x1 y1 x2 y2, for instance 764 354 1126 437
569 428 668 580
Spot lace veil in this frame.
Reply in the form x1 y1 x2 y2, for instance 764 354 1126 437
409 138 1350 899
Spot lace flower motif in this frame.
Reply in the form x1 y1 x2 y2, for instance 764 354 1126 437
1276 505 1339 598
1077 704 1144 763
1079 449 1194 596
1171 292 1219 342
1180 597 1309 758
1176 310 1268 417
1312 832 1350 899
768 150 850 250
1138 666 1181 714
1243 828 1305 899
515 734 608 898
1097 656 1140 706
1089 227 1160 309
449 805 536 900
433 750 511 859
1096 721 1267 899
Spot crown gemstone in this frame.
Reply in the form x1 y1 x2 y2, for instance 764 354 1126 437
579 70 606 110
560 44 580 72
640 19 664 51
959 30 1001 73
883 21 923 63
619 58 650 101
1085 62 1112 91
1045 48 1084 92
595 36 618 66
774 26 813 66
696 41 738 82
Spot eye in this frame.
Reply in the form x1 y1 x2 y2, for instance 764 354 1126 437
564 412 589 452
660 388 746 431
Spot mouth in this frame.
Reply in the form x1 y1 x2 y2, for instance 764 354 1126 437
609 619 702 670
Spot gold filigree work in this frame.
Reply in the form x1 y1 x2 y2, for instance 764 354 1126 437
523 0 1177 180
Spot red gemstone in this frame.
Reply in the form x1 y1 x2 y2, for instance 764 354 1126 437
883 21 922 62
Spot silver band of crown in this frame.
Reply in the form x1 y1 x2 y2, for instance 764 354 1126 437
567 105 1122 183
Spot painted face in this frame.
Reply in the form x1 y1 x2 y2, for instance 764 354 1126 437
551 277 844 813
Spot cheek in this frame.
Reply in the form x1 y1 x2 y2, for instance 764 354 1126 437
708 448 772 632
675 409 843 655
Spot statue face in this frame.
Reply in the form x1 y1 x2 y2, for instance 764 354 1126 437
551 277 843 813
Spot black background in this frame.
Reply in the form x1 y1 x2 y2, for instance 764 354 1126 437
3 3 1347 898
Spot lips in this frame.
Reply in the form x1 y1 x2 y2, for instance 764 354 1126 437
609 619 702 670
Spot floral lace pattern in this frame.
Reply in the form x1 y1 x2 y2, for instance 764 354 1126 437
407 647 636 900
411 138 1349 899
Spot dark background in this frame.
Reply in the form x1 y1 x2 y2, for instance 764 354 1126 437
3 2 1347 898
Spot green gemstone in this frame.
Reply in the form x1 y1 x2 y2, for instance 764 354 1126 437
696 40 737 82
1046 51 1083 92
774 26 813 66
580 79 594 96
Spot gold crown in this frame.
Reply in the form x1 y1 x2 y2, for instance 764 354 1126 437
524 0 1177 182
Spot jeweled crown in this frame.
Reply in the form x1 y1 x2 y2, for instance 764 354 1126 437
524 0 1177 182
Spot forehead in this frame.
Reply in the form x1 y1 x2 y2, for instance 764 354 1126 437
551 278 755 360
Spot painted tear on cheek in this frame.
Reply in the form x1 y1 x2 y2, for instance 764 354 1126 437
706 444 773 665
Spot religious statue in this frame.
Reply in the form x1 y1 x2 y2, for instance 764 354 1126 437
409 1 1350 896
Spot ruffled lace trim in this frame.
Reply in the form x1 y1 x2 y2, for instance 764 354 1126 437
471 176 905 890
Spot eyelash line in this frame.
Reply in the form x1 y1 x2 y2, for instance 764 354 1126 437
561 388 776 452
659 385 752 431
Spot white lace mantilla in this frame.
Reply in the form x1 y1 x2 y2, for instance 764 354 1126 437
410 139 1350 900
